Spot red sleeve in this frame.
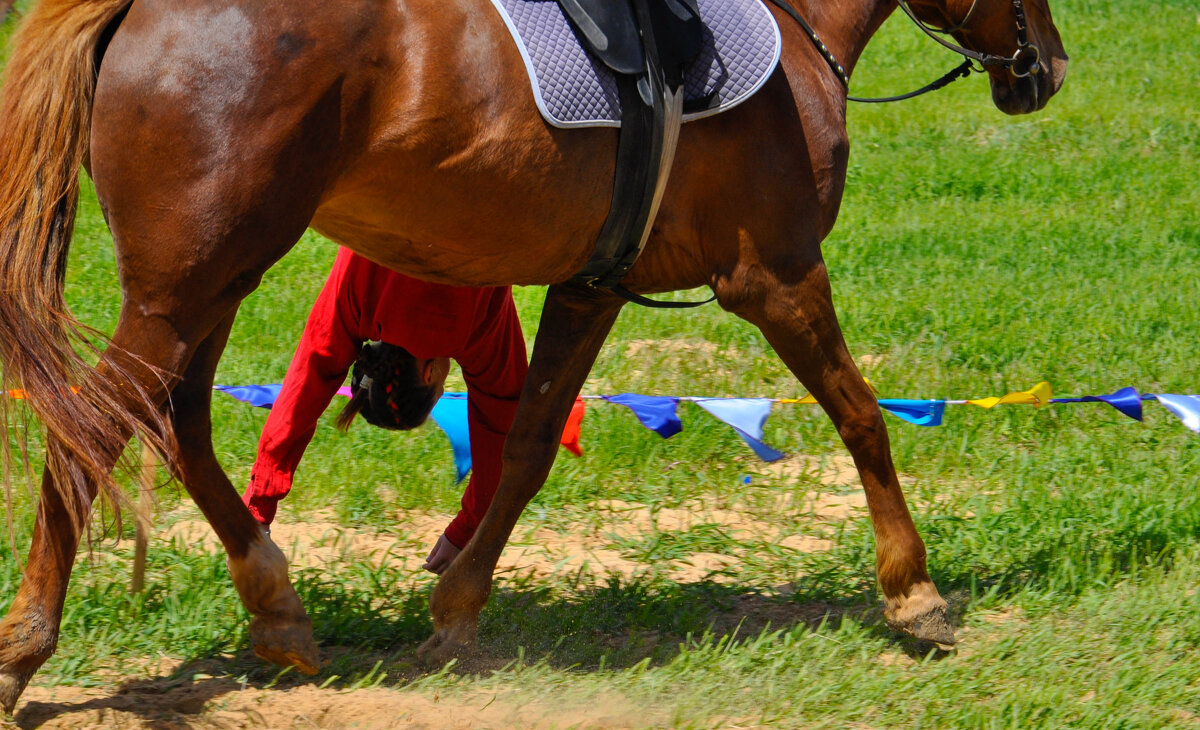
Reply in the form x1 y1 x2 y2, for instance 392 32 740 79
442 289 528 547
243 251 363 524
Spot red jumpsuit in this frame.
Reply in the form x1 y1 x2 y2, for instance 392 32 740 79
242 248 528 548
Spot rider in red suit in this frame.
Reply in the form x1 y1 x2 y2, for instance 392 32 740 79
242 247 528 573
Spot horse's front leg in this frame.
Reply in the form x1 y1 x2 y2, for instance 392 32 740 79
723 252 955 647
417 284 624 663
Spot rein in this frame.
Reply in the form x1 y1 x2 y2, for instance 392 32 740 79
766 0 1042 103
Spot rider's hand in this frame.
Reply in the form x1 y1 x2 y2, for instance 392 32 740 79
422 533 462 575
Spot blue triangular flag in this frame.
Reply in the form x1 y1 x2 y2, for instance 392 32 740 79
1050 386 1143 421
1096 386 1145 421
603 394 683 438
1154 394 1200 433
430 393 472 482
213 384 283 409
693 398 786 462
878 399 946 427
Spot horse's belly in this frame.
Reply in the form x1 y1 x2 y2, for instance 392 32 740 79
310 197 597 288
310 129 616 287
309 0 624 287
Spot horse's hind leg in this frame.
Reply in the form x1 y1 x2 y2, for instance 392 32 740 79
0 314 213 710
81 218 324 679
165 313 319 673
721 253 954 646
0 456 98 711
0 133 331 711
89 256 320 678
0 284 316 710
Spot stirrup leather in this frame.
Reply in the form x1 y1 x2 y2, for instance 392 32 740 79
560 0 704 301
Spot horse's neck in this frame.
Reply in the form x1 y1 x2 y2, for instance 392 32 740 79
801 0 897 80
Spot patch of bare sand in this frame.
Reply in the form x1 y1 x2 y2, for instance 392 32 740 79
874 651 915 668
758 453 862 491
615 338 747 382
978 607 1024 625
587 499 836 572
156 486 853 586
624 338 737 360
158 508 645 581
16 683 661 730
153 449 886 586
160 510 413 571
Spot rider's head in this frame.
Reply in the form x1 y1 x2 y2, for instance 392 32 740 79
336 341 449 431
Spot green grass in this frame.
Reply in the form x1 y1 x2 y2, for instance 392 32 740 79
3 0 1200 727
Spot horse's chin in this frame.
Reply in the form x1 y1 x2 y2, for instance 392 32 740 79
989 56 1067 115
991 76 1042 115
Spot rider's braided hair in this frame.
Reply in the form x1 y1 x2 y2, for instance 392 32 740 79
336 341 438 431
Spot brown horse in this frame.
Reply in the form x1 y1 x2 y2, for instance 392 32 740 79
0 0 1066 710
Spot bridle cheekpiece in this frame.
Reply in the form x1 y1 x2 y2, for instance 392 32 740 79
896 0 1042 79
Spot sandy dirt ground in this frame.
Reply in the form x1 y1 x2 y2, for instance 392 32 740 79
158 453 866 584
14 683 673 729
10 458 873 729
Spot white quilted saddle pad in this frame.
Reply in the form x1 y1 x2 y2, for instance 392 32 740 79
490 0 782 128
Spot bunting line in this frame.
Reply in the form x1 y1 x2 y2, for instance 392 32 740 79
208 381 1200 477
8 382 1199 479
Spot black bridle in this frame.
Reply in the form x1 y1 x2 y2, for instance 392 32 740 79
768 0 1042 103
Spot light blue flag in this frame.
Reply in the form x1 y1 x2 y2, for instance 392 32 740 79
213 384 283 409
430 393 472 482
1153 394 1200 433
603 394 683 438
878 399 946 427
693 398 786 462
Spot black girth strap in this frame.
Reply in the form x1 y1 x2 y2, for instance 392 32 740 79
560 0 716 309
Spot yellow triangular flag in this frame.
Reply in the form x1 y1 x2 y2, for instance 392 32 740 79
968 381 1054 409
785 376 876 405
778 395 818 404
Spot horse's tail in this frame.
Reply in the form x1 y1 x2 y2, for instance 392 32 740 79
0 0 164 531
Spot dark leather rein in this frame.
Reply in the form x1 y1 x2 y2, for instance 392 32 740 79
768 0 1043 103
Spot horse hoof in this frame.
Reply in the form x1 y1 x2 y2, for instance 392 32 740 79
416 629 475 668
887 601 956 648
884 582 956 648
252 645 322 675
249 616 322 675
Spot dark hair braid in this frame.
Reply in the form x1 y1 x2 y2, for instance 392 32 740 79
336 342 438 431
